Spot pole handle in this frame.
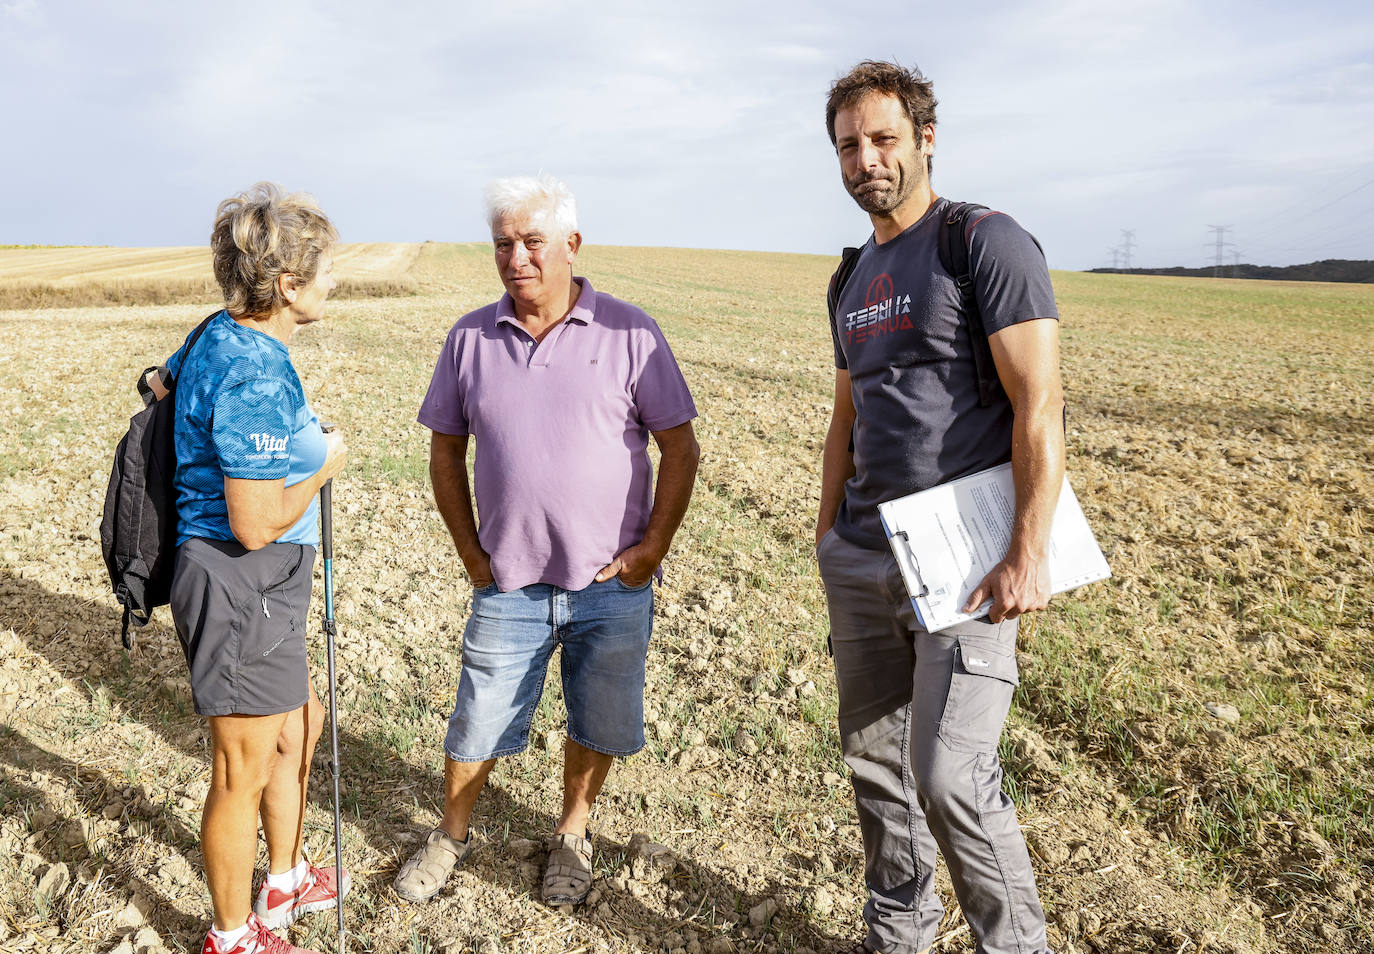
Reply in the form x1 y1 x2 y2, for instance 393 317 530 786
320 480 334 560
318 419 336 562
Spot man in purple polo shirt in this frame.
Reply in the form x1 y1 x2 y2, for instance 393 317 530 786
394 175 700 910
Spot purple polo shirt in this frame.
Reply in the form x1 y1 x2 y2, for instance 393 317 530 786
418 278 697 592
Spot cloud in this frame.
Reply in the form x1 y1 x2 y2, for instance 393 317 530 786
1 0 1372 265
0 0 38 21
759 42 827 65
1268 59 1374 105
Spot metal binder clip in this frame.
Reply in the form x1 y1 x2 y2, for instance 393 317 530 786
890 530 929 598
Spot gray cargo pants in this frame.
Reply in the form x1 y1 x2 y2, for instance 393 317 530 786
817 529 1049 954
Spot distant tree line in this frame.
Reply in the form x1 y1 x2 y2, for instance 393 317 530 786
1085 259 1374 283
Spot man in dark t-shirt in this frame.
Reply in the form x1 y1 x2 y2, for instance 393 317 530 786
817 61 1063 954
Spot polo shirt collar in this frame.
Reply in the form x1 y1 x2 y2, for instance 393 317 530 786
494 277 597 329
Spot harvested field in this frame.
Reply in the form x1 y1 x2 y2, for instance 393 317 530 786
0 244 1370 954
0 243 424 309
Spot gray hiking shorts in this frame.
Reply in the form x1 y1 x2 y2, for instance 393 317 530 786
170 537 316 717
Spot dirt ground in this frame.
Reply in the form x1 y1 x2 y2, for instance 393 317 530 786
1 244 1370 953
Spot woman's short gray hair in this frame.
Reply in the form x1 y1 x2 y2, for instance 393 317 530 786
483 175 578 238
210 182 338 318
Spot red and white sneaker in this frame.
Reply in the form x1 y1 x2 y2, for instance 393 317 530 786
253 863 351 930
201 913 322 954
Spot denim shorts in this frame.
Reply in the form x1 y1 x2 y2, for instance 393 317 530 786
444 577 655 761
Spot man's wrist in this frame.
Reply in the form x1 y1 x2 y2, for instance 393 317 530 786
1005 532 1050 564
633 533 671 565
458 547 488 572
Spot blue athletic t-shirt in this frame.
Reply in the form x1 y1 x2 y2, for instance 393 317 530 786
165 311 325 547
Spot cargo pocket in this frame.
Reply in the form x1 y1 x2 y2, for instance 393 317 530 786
251 545 306 656
937 636 1019 754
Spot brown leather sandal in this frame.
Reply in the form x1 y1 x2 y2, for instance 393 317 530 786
541 831 593 906
393 828 472 902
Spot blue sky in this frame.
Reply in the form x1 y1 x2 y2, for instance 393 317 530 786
2 0 1371 270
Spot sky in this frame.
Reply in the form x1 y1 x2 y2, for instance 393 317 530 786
1 0 1371 271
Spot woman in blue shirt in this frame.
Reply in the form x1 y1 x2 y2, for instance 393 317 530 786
159 183 349 954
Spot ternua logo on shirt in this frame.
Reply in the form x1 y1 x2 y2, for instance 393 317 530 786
843 272 913 346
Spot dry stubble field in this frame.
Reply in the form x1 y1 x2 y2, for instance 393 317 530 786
0 243 1370 954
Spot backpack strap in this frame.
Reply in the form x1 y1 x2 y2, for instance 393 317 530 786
827 245 864 455
136 311 219 398
937 201 1002 408
827 245 864 325
939 203 1066 432
177 312 218 378
135 366 162 403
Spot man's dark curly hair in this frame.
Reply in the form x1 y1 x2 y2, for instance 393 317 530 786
826 60 938 173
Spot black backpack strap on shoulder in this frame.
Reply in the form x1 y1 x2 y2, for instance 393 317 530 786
827 245 864 455
938 201 1000 407
177 311 219 380
827 245 863 324
136 310 219 396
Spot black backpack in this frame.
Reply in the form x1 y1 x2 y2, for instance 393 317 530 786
100 313 216 648
828 200 1008 407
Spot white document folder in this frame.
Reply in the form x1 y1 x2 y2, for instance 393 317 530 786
876 462 1111 633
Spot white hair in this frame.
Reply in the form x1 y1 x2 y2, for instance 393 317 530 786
483 175 578 238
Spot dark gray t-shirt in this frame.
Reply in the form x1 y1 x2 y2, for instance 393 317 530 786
829 197 1059 550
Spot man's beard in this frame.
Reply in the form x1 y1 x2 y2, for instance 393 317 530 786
845 165 916 215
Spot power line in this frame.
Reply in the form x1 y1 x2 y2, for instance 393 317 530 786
1243 196 1374 256
1299 175 1374 219
1246 233 1374 257
1190 160 1374 267
1238 170 1374 253
1238 160 1374 235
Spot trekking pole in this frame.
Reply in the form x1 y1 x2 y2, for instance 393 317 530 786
319 445 347 954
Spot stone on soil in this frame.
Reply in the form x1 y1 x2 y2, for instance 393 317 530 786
509 837 542 859
748 896 778 928
35 861 70 901
132 926 167 954
1204 701 1241 723
810 884 834 917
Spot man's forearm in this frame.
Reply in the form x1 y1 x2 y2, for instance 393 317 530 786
817 415 856 539
430 438 486 568
818 371 857 541
964 318 1064 619
1006 397 1065 563
640 431 700 559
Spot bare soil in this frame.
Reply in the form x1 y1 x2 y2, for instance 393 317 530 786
1 244 1370 953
